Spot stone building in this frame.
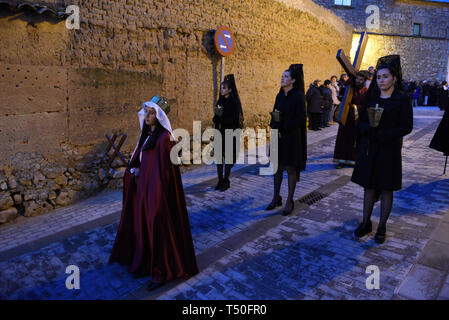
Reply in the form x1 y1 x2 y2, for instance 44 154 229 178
311 0 449 81
0 0 354 224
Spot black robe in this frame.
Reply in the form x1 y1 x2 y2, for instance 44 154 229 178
213 95 241 164
429 107 449 156
351 89 413 191
270 88 307 178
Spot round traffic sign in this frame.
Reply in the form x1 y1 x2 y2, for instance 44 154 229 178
214 26 235 57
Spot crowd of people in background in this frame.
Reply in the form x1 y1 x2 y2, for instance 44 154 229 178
305 69 449 131
403 80 449 110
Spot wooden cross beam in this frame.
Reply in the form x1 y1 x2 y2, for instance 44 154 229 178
336 49 357 79
105 133 128 168
336 31 369 125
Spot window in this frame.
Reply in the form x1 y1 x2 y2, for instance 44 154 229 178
334 0 352 6
413 23 421 36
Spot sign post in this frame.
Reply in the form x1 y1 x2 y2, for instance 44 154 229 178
214 26 235 84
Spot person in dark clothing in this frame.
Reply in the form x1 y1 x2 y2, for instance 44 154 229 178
333 71 368 168
430 81 439 106
338 73 349 101
438 81 449 111
266 64 307 216
351 55 413 244
306 80 323 131
430 89 449 156
320 80 333 128
418 81 424 106
212 74 243 192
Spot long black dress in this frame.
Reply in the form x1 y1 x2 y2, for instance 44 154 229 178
429 107 449 156
351 89 413 191
213 95 241 163
270 88 307 178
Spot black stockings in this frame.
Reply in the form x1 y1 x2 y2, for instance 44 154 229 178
272 166 297 210
362 188 393 228
217 164 233 182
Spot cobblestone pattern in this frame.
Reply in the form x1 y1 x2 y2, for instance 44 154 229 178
156 110 449 299
0 108 447 300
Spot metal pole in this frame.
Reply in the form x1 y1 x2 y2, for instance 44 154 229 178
444 156 448 175
220 56 225 83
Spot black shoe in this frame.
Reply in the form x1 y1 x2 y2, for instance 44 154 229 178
354 221 372 238
265 196 282 210
147 281 163 291
214 180 224 190
374 226 386 244
219 179 230 192
282 200 294 216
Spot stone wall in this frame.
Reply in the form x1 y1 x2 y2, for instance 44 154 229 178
312 0 449 81
0 0 353 224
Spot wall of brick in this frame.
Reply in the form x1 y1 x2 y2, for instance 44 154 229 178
0 0 353 223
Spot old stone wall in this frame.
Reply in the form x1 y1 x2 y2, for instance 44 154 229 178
312 0 449 81
0 0 353 224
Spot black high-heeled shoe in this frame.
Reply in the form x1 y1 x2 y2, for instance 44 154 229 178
265 196 282 210
282 200 294 216
374 226 386 244
354 221 372 238
214 179 224 190
219 179 230 192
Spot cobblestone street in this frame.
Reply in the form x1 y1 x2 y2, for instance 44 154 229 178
0 107 448 300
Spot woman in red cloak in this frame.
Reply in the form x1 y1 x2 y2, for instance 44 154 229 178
109 96 198 291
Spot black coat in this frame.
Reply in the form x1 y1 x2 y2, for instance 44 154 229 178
270 88 307 174
320 86 332 110
429 107 449 156
351 89 413 191
213 96 241 163
306 84 323 113
438 88 449 111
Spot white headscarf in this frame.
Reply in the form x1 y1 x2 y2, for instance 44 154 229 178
130 100 175 165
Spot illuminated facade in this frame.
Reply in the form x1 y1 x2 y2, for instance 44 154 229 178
312 0 449 81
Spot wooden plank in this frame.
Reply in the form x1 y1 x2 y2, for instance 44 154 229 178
336 49 357 79
336 85 353 125
353 31 368 70
108 134 128 167
335 31 368 126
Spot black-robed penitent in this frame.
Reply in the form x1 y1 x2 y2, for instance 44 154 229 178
270 87 307 179
429 107 449 156
351 88 413 191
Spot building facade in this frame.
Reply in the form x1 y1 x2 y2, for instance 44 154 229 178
312 0 449 81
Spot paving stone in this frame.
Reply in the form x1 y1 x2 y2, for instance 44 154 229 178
1 109 448 300
418 240 449 271
431 222 449 244
397 264 446 300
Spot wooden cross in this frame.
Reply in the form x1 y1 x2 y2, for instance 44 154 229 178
335 31 369 125
105 133 128 168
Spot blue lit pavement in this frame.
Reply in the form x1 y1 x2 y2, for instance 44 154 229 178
0 107 448 300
